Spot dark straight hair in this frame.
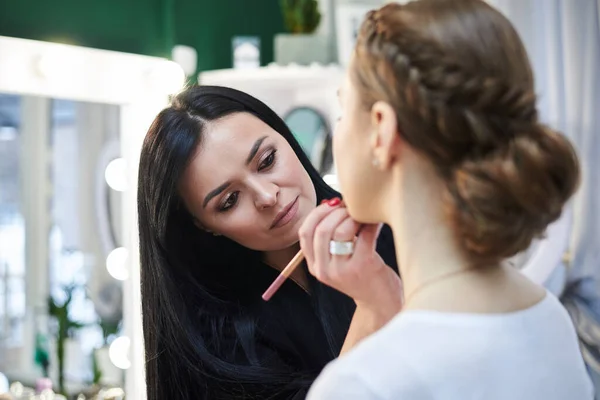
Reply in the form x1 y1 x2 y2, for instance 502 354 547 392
138 86 362 399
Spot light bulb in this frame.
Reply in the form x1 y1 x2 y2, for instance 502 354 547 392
148 60 185 95
106 247 129 281
36 51 83 80
104 158 127 192
109 336 131 370
172 45 198 76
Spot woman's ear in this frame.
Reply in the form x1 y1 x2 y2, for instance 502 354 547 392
193 218 221 236
370 101 402 170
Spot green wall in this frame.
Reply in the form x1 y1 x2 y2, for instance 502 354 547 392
175 0 284 73
0 0 284 77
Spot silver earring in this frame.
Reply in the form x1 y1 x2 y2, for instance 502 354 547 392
372 158 380 167
204 228 220 237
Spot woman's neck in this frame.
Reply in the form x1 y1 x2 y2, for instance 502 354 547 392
385 166 543 313
385 166 476 308
263 242 301 271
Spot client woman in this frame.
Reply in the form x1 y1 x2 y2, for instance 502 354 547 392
137 86 401 399
304 0 593 399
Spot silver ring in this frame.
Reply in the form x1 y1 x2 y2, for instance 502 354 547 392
329 240 355 256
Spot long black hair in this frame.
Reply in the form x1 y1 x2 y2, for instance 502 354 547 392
138 86 397 399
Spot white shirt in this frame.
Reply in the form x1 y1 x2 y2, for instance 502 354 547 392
308 291 594 400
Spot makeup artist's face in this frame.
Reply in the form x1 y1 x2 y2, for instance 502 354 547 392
180 112 316 251
333 67 381 223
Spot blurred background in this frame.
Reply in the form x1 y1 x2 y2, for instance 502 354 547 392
0 0 598 399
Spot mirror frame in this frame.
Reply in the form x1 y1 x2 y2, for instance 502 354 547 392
0 35 178 399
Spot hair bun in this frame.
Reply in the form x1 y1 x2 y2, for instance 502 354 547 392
445 124 580 264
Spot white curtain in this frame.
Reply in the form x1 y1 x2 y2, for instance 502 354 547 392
490 0 600 395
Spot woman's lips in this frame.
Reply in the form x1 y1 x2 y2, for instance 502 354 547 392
271 196 300 229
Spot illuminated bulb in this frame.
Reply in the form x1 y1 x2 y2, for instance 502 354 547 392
106 247 129 281
109 336 131 370
37 53 63 78
37 51 82 80
148 60 185 95
172 45 198 76
104 158 127 192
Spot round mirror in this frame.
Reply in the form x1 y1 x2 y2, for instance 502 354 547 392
284 107 332 175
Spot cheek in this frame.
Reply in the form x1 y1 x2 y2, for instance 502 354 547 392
214 207 266 248
280 149 316 202
217 204 299 251
333 121 350 164
333 121 357 180
208 206 255 236
332 120 370 214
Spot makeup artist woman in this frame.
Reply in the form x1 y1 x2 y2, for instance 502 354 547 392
137 86 400 400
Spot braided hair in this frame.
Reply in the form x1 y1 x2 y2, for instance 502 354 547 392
351 0 580 266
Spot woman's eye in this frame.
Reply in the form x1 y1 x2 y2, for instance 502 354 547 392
219 191 239 212
259 150 277 170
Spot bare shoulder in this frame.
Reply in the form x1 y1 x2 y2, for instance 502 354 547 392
509 266 548 310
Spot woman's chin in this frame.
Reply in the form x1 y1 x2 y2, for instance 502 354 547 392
345 201 378 225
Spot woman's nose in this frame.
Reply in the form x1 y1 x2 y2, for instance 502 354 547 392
254 181 279 209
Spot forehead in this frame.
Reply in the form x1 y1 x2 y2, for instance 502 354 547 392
202 112 275 150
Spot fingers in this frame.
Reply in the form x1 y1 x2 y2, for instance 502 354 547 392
312 209 353 276
299 199 382 291
298 201 340 267
332 217 361 242
354 223 384 254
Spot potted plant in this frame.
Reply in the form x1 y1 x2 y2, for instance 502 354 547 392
281 0 321 33
275 0 331 65
48 284 86 395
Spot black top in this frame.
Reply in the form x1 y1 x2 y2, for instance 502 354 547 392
205 225 398 399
